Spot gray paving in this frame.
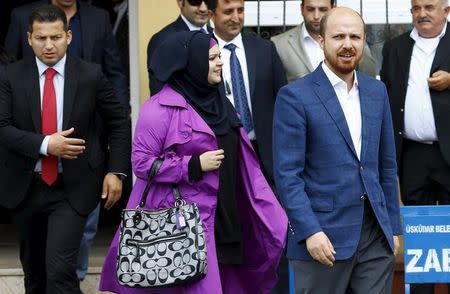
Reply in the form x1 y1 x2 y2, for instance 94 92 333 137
0 224 116 294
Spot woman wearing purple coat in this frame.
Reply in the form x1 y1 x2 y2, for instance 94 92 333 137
99 31 287 294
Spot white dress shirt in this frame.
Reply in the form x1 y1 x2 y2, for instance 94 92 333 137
35 55 66 172
180 14 208 32
301 23 324 70
404 23 447 143
322 62 362 159
214 33 255 140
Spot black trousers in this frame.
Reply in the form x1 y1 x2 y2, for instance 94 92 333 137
12 175 87 294
401 139 450 294
291 200 395 294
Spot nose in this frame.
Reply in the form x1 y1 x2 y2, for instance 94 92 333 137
199 1 207 12
44 38 53 50
343 36 352 48
418 7 427 18
313 9 320 20
230 10 239 22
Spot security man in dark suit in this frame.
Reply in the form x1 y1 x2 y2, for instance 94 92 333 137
5 0 130 281
0 5 130 293
147 0 211 95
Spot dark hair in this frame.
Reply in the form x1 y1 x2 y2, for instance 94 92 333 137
0 46 15 66
28 4 68 33
319 8 365 38
301 0 335 7
206 0 218 11
207 0 242 12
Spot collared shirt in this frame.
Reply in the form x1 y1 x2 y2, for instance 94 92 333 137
322 62 362 159
35 55 66 172
180 14 208 32
301 22 324 70
214 33 255 140
404 23 447 143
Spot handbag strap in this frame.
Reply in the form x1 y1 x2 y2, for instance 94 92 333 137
138 158 185 208
138 158 163 207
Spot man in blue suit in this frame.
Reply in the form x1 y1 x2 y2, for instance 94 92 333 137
273 7 401 293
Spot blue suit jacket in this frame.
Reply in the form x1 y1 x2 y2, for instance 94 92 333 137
273 65 402 260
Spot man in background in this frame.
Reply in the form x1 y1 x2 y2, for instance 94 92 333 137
271 0 376 83
381 0 450 293
147 0 210 95
207 0 287 292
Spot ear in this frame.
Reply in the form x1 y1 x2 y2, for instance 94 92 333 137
318 35 324 50
66 30 72 45
208 9 214 20
27 32 33 47
176 0 183 9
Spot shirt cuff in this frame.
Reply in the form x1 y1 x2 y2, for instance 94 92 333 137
188 156 203 181
40 136 51 156
110 172 127 181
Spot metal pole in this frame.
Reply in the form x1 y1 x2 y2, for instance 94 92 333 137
360 0 363 17
257 0 261 36
386 0 391 38
282 0 287 32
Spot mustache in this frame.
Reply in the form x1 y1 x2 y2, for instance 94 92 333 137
338 49 356 56
418 17 431 23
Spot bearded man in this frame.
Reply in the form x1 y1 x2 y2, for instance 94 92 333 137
273 7 401 294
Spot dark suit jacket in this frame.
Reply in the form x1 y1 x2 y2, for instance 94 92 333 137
380 23 450 167
218 34 287 183
147 16 212 95
5 0 129 106
0 56 130 215
274 66 401 260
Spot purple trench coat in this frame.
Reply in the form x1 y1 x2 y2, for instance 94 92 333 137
99 85 288 294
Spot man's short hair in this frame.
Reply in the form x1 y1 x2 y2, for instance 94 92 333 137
301 0 336 7
28 4 68 33
207 0 242 12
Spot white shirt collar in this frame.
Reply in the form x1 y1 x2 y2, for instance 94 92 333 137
321 61 358 89
410 21 447 41
214 32 244 50
300 22 316 42
36 54 66 77
180 14 208 32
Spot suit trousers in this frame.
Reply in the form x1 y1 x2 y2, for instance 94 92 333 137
12 174 87 294
291 199 395 294
400 139 450 294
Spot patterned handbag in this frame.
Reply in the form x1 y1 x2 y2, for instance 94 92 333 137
117 159 207 288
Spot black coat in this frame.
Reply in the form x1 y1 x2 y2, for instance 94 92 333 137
380 23 450 167
217 34 287 183
0 56 130 215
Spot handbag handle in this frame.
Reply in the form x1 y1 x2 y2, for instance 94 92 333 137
138 158 184 208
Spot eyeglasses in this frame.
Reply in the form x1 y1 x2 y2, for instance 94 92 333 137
187 0 206 6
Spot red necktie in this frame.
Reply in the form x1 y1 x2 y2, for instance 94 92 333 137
41 68 58 186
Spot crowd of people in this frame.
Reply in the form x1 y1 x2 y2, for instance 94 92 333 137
0 0 449 294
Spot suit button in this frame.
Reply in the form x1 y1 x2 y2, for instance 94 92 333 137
398 131 402 135
360 194 366 201
360 166 364 171
400 108 404 112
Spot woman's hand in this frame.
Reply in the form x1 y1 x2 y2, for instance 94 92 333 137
199 149 224 172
